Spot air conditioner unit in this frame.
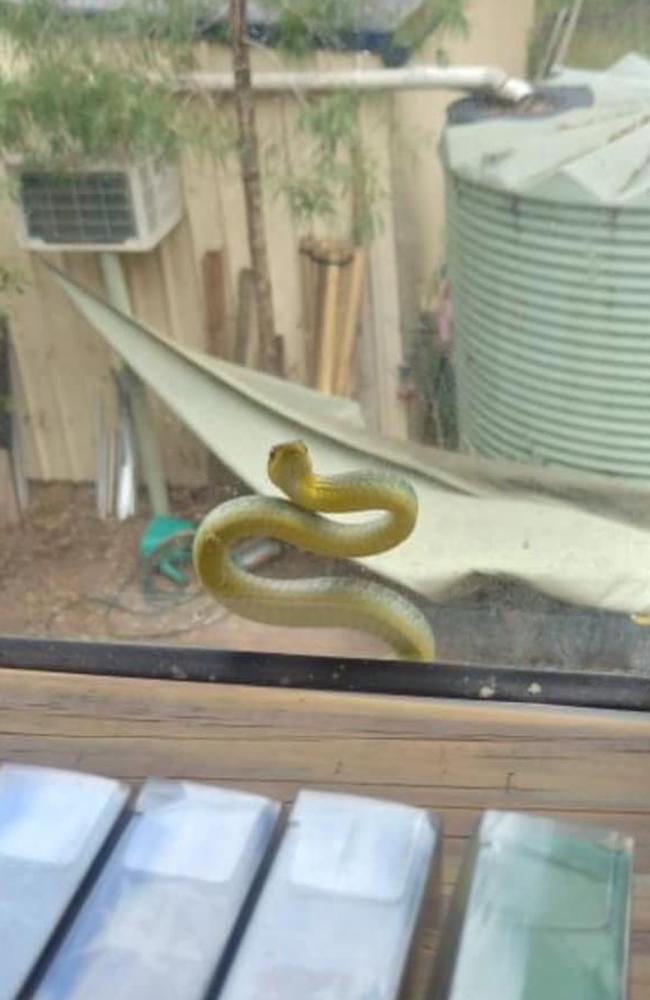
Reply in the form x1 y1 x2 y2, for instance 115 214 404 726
6 159 184 252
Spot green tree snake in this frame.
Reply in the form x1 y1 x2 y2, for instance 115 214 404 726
193 441 435 661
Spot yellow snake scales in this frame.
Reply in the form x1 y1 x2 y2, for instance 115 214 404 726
193 441 435 661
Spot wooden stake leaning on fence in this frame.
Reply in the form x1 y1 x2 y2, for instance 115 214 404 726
316 244 340 394
0 451 19 526
315 242 353 395
235 268 256 366
334 246 365 397
334 247 352 390
299 237 319 385
7 335 28 516
202 250 227 358
299 238 364 395
0 320 20 525
230 0 282 376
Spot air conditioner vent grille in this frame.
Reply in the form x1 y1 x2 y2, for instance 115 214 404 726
20 171 137 245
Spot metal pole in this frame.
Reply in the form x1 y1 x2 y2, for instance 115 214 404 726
98 252 170 516
554 0 585 68
535 7 570 82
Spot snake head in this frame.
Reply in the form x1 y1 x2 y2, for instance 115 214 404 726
268 440 313 496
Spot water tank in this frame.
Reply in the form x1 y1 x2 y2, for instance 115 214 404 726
441 55 650 480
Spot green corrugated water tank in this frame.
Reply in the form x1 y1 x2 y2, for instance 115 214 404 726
441 54 650 479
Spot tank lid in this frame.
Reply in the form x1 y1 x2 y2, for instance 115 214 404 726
442 54 650 208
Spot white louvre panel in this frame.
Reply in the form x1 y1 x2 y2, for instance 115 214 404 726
8 159 183 252
30 780 281 1000
219 790 441 1000
0 764 128 1000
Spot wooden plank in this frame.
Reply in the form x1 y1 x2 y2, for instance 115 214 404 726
335 246 365 396
8 254 75 480
124 247 207 488
299 236 319 385
181 147 227 350
214 140 251 353
358 97 409 440
0 668 647 998
281 91 323 384
0 450 19 524
0 318 24 518
202 249 227 357
2 313 39 484
316 244 345 394
0 168 53 480
276 80 364 386
0 247 113 483
39 252 81 481
7 336 29 513
254 94 305 381
34 252 113 481
65 252 121 490
158 217 204 352
235 267 256 367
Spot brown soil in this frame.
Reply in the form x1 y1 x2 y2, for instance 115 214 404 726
0 479 390 658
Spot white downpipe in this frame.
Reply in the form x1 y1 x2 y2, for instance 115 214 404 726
174 65 534 104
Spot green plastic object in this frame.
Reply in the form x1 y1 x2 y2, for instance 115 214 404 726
430 811 633 1000
139 516 196 587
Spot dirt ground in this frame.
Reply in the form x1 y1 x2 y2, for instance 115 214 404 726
1 480 650 674
0 478 392 660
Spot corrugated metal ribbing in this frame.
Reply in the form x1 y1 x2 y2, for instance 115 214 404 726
447 178 650 479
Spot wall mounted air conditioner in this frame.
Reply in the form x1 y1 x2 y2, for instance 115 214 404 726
6 158 184 252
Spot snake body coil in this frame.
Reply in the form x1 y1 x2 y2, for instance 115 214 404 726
193 441 435 661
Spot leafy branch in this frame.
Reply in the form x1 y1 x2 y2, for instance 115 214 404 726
0 0 232 168
273 92 384 244
0 0 468 212
0 0 469 329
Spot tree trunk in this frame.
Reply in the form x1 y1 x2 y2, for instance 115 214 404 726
229 0 281 375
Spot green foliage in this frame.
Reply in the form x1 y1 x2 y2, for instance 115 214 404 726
264 0 356 56
393 0 468 54
0 0 469 238
265 0 469 58
0 264 23 297
0 61 178 167
297 92 360 157
0 0 211 57
268 2 464 245
273 92 383 243
0 260 24 368
0 0 230 167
